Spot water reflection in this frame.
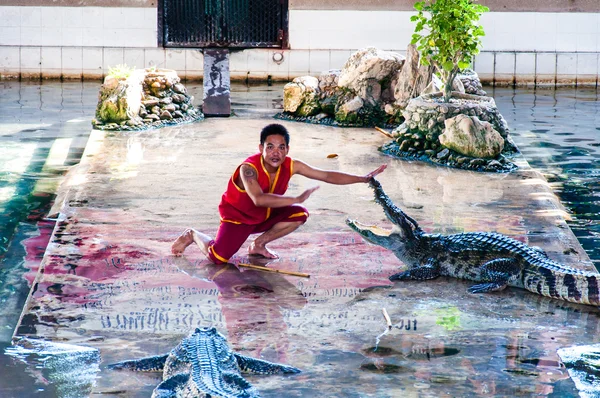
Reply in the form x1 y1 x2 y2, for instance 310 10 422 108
191 259 306 363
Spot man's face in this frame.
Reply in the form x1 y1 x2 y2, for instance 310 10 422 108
259 134 289 171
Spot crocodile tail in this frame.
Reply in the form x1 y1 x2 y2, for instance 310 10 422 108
526 267 600 306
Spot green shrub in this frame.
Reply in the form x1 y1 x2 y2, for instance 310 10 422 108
411 0 488 102
107 64 135 80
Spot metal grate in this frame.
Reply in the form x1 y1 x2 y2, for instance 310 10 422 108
161 0 287 48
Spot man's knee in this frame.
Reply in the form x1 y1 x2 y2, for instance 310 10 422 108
290 220 305 229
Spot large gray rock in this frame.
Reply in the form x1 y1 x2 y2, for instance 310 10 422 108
440 114 505 159
393 44 433 109
283 76 321 116
338 47 405 105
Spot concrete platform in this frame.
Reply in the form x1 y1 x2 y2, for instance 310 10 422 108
11 117 600 396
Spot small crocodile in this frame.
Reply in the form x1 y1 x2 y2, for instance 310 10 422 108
108 327 300 398
346 178 600 306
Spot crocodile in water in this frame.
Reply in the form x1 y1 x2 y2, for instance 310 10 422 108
346 178 600 306
108 327 300 397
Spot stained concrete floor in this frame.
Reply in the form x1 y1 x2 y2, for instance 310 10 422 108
9 114 600 396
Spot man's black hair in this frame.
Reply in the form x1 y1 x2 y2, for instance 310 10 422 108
260 123 290 145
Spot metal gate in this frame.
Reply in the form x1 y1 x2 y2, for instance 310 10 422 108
159 0 288 48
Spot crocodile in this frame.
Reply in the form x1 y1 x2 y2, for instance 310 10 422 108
108 327 301 398
346 178 600 306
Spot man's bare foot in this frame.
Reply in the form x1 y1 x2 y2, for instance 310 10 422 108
171 229 194 256
248 242 279 259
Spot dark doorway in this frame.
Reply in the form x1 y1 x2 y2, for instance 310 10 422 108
159 0 288 48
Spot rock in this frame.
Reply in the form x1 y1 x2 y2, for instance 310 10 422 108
458 69 487 96
146 114 160 121
142 99 159 107
173 83 187 94
342 96 364 113
95 69 145 124
283 76 321 116
160 110 173 120
335 96 364 124
338 47 405 104
393 44 433 109
318 69 340 93
440 114 505 159
163 104 177 112
172 93 186 104
436 148 450 160
320 95 339 115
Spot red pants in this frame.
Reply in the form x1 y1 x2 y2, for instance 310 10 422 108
207 205 309 264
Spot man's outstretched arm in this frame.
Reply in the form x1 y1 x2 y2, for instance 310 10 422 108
293 160 387 185
240 164 319 208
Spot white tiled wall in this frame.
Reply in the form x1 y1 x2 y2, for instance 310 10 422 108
0 6 599 85
0 6 157 47
289 11 600 53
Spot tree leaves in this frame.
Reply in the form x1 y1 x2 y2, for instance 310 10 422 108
410 0 489 102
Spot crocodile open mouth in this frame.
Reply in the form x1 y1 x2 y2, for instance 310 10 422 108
347 219 392 236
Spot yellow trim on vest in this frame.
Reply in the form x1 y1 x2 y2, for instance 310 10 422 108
290 158 294 175
270 162 282 193
209 245 229 263
221 218 242 225
289 212 308 218
260 156 284 221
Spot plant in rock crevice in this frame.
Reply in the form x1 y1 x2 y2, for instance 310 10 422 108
411 0 488 102
107 64 135 80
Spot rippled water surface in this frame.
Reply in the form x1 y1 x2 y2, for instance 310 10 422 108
491 87 600 270
0 82 598 397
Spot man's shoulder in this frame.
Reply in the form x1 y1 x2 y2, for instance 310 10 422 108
243 153 262 163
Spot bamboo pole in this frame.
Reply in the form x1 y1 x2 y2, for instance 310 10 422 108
375 126 394 138
237 263 310 278
382 308 392 329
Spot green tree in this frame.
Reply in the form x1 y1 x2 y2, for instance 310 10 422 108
411 0 488 102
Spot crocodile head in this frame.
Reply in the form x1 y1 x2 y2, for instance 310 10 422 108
346 178 422 256
175 327 240 378
186 327 230 357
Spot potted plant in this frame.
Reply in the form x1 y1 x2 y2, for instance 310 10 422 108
411 0 488 102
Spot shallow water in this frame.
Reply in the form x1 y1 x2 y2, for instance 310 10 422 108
0 81 598 397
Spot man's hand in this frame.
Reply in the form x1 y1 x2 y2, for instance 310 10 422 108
296 186 320 203
362 164 387 182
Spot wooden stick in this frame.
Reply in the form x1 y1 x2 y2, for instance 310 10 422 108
375 126 394 138
237 263 310 278
382 308 392 329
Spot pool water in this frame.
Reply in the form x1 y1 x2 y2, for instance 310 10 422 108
492 87 600 271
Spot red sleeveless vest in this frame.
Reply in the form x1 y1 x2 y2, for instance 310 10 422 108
218 153 294 225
